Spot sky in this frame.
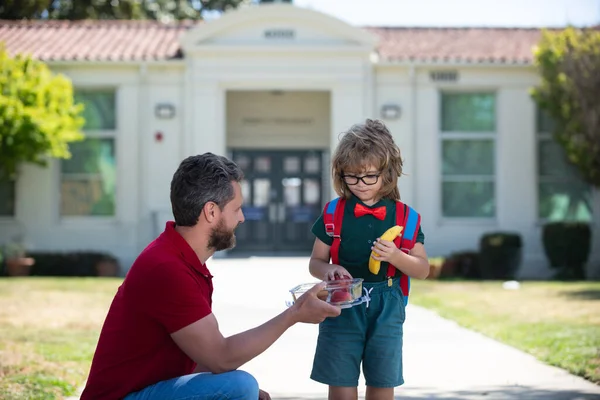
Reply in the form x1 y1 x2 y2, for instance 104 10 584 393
290 0 600 27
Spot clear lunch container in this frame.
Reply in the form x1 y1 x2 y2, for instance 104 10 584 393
288 278 365 308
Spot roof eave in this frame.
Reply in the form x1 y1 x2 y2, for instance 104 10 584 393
44 58 186 67
375 57 534 68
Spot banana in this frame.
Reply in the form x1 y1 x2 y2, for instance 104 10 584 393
368 225 403 275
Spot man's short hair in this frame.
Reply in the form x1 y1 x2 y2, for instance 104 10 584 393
170 153 244 227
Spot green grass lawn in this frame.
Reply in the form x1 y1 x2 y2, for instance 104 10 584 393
0 278 122 400
409 280 600 384
0 278 599 399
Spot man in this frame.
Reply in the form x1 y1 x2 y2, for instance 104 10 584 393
81 153 341 400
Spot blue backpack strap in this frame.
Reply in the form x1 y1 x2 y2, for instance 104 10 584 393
401 205 421 252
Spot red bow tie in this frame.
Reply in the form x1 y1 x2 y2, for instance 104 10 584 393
354 203 386 220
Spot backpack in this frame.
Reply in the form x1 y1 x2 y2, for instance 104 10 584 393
322 197 421 305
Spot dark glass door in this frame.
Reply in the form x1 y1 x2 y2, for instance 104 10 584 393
230 150 324 253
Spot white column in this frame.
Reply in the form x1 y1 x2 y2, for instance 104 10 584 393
415 85 439 225
119 84 140 226
330 84 364 199
181 59 195 160
497 88 537 231
192 81 226 157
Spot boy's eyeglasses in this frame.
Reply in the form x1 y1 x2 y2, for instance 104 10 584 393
342 174 381 186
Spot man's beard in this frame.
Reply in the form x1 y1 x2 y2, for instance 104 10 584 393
208 218 236 252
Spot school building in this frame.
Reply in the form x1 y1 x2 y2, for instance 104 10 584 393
0 3 598 278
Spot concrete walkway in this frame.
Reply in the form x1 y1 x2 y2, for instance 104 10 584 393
208 256 600 400
71 256 600 399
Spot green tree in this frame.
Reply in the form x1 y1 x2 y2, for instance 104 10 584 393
0 44 84 180
0 0 249 21
531 27 600 188
0 0 51 19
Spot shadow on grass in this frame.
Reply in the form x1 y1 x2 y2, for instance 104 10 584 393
275 385 600 400
562 289 600 301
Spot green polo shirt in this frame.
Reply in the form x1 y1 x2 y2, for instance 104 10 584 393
312 195 425 282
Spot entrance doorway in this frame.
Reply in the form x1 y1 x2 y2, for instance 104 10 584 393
230 149 325 253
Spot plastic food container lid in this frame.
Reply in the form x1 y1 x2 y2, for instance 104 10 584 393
288 278 366 308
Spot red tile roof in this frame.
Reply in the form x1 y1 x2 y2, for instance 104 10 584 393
0 20 554 64
364 27 544 64
0 20 193 61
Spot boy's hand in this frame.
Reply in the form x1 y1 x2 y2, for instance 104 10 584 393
324 265 352 281
371 239 402 264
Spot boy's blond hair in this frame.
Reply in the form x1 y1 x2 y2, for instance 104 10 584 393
331 119 403 201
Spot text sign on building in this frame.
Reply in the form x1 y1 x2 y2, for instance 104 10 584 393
430 70 459 82
264 29 295 39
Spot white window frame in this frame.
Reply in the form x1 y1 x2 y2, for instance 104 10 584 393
59 87 119 225
439 90 498 222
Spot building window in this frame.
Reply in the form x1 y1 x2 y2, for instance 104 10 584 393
440 92 496 218
60 90 117 217
537 109 592 221
0 178 16 216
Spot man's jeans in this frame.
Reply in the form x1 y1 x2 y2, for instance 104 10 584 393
124 370 259 400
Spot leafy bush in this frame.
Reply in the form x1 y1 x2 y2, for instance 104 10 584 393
27 251 119 277
542 222 591 280
479 232 523 280
439 251 480 279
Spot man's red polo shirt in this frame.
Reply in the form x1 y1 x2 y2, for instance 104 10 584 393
81 222 214 400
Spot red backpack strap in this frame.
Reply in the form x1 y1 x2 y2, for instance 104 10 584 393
386 202 408 279
387 202 421 305
323 197 346 265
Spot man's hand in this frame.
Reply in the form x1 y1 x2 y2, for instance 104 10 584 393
324 265 352 281
259 389 271 400
290 281 341 323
